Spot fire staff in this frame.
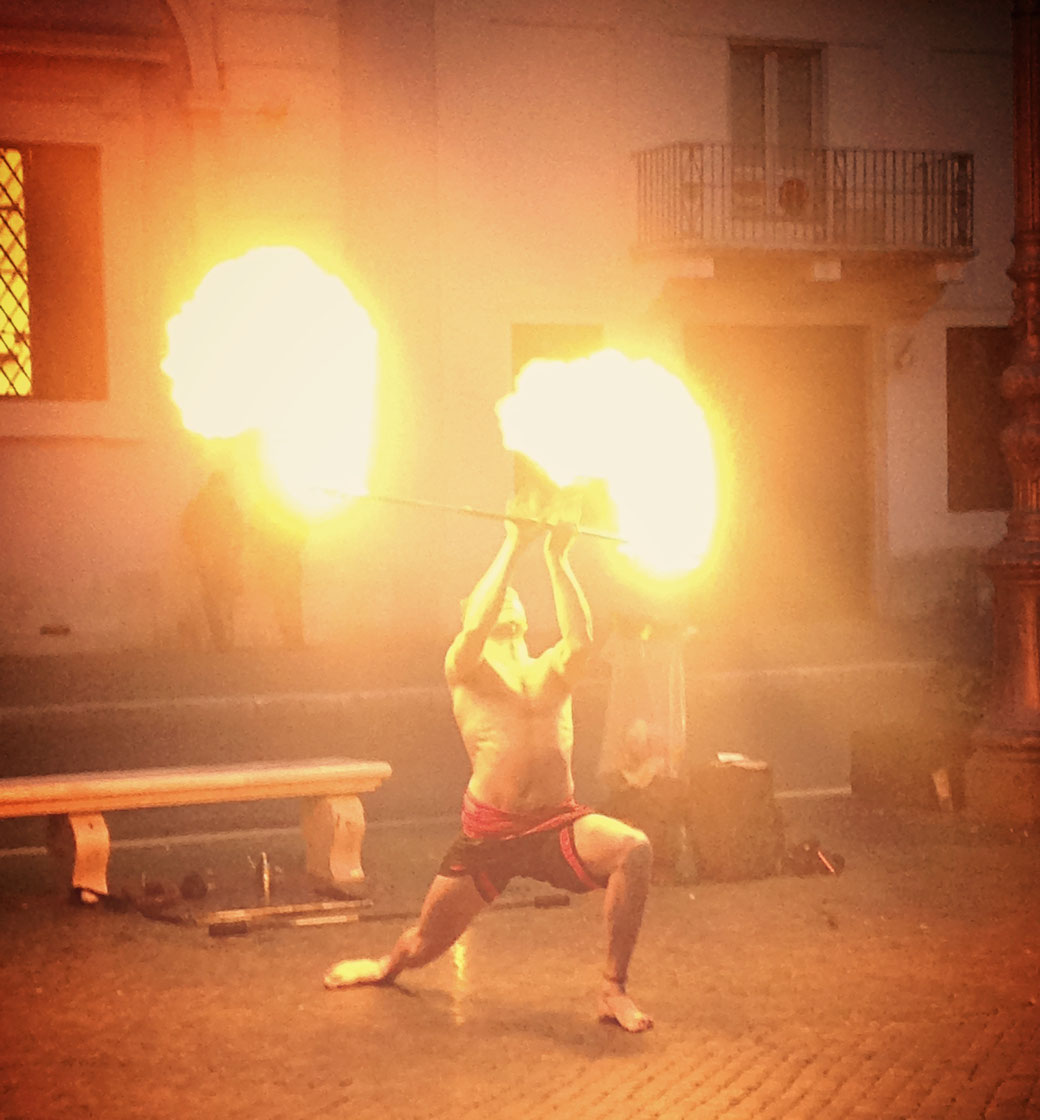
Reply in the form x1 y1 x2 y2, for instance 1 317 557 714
323 490 655 1032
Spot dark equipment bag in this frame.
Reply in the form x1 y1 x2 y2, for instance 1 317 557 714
685 759 784 882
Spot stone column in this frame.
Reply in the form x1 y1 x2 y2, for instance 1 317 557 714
967 0 1040 825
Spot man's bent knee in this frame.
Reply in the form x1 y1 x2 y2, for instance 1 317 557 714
606 829 653 881
613 821 652 865
574 814 653 880
622 833 653 877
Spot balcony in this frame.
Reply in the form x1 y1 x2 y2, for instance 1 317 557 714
635 143 974 258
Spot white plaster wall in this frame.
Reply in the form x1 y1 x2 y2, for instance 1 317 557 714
187 0 347 268
881 38 1014 564
0 40 202 651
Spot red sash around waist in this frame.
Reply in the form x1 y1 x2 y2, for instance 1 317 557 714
461 789 592 840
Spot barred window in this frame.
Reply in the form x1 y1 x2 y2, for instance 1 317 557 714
0 142 107 401
1 148 30 395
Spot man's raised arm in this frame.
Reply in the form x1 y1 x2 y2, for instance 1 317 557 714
444 508 541 682
544 519 594 681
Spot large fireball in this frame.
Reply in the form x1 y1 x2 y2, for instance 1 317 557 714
496 350 718 575
162 247 377 516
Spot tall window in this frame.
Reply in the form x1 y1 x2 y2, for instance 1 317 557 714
0 148 30 395
730 44 821 152
0 143 107 400
729 44 823 223
947 326 1013 512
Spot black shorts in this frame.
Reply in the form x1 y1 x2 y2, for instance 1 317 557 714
438 820 607 903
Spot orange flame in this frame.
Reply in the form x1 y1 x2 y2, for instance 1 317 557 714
162 247 377 516
496 350 718 575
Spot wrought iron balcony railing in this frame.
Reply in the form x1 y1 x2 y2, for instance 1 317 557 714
635 143 974 255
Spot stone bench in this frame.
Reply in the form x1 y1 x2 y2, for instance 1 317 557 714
0 757 392 899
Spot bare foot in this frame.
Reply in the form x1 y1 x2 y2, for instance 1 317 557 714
323 956 394 989
598 988 654 1032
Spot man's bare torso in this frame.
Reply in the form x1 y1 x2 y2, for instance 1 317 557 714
449 645 575 812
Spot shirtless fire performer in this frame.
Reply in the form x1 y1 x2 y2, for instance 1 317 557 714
323 492 654 1031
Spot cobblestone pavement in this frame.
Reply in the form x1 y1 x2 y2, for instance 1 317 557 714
2 797 1039 1120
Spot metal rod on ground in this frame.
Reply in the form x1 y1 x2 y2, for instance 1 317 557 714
206 899 371 938
324 489 624 543
207 899 372 923
209 913 361 936
206 893 569 936
356 892 571 924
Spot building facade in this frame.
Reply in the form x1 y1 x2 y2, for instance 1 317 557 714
0 0 1014 657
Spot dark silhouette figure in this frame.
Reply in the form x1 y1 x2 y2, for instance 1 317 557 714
182 470 245 651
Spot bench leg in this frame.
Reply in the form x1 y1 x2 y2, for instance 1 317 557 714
46 813 110 898
301 795 367 898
